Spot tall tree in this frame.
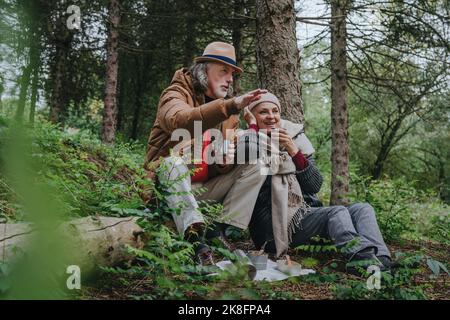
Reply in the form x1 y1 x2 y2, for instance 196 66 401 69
255 0 304 122
231 0 245 95
15 62 32 121
102 0 121 144
344 0 449 180
329 0 350 205
28 63 39 124
0 76 4 113
46 0 74 125
15 41 40 122
182 0 198 67
13 0 42 122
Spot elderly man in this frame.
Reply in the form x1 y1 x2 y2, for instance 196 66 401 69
144 42 267 265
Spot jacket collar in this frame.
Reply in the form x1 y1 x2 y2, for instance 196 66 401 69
170 68 205 106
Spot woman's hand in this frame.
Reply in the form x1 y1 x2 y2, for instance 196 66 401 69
243 107 257 125
270 128 299 157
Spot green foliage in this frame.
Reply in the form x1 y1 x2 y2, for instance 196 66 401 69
285 236 448 300
89 164 214 299
332 252 437 300
0 118 148 221
295 244 338 254
294 235 339 255
350 174 449 243
291 241 447 300
96 158 260 300
428 214 450 245
350 176 414 241
1 116 447 300
123 226 211 300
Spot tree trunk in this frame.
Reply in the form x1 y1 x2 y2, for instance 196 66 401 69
46 2 73 126
232 0 244 95
0 80 4 113
49 43 69 124
183 0 197 67
255 0 303 122
116 68 125 133
0 216 144 276
330 0 350 206
15 42 38 122
131 58 143 140
102 0 121 145
371 117 404 179
29 65 39 124
15 64 32 122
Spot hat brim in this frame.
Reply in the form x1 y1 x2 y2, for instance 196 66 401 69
194 56 243 73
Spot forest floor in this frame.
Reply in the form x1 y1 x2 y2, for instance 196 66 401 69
1 119 447 300
80 238 449 300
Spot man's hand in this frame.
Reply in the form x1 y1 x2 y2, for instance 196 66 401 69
270 128 299 157
234 89 267 110
243 107 257 125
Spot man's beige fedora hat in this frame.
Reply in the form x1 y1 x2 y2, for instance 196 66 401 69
195 41 243 73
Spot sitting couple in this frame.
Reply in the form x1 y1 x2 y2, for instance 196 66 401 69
144 41 395 275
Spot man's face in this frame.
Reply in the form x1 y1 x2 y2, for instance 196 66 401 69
252 102 281 130
205 62 234 99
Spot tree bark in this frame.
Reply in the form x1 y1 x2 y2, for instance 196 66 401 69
29 64 39 124
330 0 350 206
255 0 304 122
116 71 124 133
131 58 143 140
15 62 32 122
183 0 197 67
49 44 67 124
48 13 72 126
372 121 402 180
45 0 74 125
0 78 4 112
102 0 121 145
232 0 244 95
15 41 39 121
0 216 144 275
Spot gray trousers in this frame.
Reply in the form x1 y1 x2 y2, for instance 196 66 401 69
250 203 391 258
293 204 391 258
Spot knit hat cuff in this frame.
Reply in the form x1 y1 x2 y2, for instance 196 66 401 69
247 92 281 112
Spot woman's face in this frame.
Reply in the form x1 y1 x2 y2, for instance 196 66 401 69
252 102 281 130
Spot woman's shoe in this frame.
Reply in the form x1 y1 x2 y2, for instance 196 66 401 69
346 248 389 277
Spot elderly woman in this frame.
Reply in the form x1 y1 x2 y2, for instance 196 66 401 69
242 92 396 275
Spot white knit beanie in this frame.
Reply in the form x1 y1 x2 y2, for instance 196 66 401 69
247 92 281 112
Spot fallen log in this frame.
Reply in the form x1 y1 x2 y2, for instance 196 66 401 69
0 216 145 275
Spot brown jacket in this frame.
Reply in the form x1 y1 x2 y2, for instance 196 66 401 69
144 67 241 179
